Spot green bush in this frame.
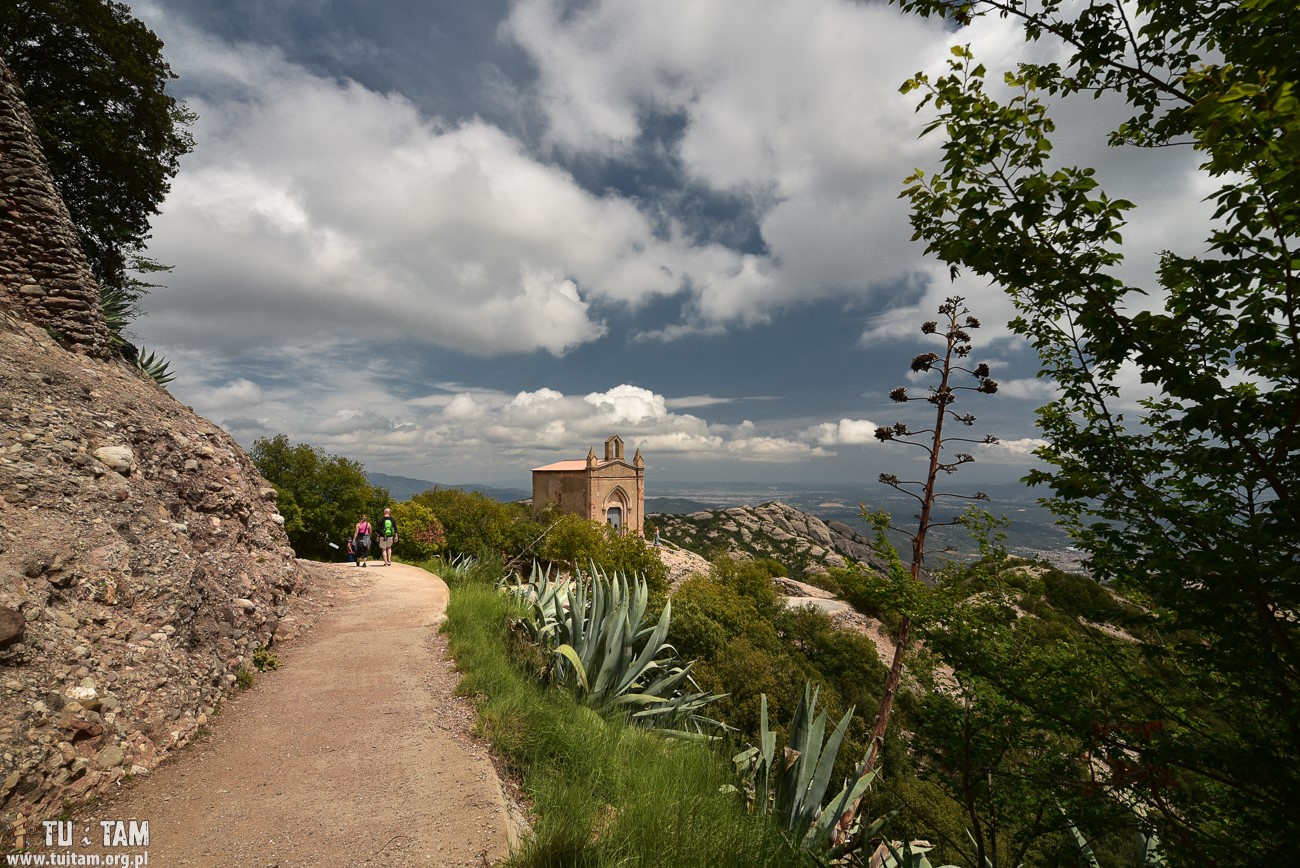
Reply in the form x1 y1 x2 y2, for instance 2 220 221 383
415 487 540 561
389 499 445 561
1043 568 1124 622
251 646 279 672
536 510 670 593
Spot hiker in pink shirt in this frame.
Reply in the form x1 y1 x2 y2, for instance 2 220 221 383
352 515 373 567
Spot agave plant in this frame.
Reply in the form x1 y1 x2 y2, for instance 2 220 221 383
501 561 569 645
733 685 886 861
871 839 963 868
99 284 176 386
1065 804 1166 868
134 347 176 386
99 284 134 343
502 562 725 736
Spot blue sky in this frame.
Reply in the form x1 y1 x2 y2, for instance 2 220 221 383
125 0 1209 487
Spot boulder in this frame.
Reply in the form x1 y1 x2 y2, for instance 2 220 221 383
93 445 134 475
0 606 24 649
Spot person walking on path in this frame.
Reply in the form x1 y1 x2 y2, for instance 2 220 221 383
377 507 399 566
353 515 373 567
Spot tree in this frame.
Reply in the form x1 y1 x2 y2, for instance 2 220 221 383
539 511 609 572
389 499 445 561
889 543 1147 866
414 487 539 561
0 0 194 367
895 0 1300 858
865 295 999 773
250 435 389 560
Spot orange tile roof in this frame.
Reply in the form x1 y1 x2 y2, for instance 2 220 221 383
532 459 588 472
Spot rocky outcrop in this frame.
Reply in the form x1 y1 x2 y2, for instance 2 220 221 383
0 312 332 825
650 501 893 580
0 60 112 358
653 513 899 665
655 544 712 590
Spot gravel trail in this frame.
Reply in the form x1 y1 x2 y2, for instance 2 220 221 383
67 562 515 866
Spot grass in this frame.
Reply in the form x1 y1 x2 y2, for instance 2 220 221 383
443 579 817 868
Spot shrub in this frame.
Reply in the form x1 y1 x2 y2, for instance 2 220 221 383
251 646 279 672
416 487 540 560
389 499 445 561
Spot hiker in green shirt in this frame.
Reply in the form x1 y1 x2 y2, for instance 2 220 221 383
377 507 399 566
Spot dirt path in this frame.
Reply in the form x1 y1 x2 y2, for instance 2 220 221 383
66 562 516 866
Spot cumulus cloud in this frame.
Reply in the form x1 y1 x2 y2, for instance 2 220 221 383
315 409 398 436
504 0 1212 343
805 418 879 446
997 377 1059 401
664 394 752 409
506 0 950 324
188 378 265 413
134 14 783 358
986 437 1048 457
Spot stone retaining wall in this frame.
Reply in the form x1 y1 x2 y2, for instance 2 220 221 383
0 59 112 358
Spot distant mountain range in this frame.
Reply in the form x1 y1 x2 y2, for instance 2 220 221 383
365 471 529 503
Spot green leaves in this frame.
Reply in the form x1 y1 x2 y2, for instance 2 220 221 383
893 0 1300 858
503 562 725 736
0 0 194 297
250 434 390 559
732 683 884 860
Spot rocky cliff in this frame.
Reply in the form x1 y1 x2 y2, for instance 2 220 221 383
650 501 893 581
0 59 330 833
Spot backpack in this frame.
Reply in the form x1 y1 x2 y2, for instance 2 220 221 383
383 517 395 536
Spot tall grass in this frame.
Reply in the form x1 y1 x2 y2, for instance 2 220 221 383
444 580 816 868
410 551 506 587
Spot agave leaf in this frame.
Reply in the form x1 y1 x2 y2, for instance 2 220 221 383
135 348 176 386
758 694 775 814
553 644 589 692
617 598 673 695
639 661 696 698
591 622 632 700
803 767 876 852
775 684 813 822
794 709 830 827
801 705 856 830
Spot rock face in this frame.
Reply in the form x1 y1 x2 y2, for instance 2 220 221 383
0 57 331 828
0 60 112 358
0 313 332 823
650 501 894 580
654 544 712 590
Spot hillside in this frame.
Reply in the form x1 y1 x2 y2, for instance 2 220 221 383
650 501 894 581
1 61 330 827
